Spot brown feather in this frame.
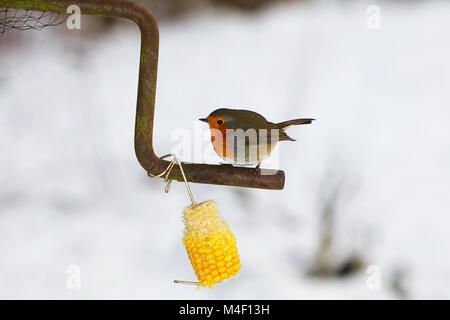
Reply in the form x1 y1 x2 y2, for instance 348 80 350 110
275 118 315 129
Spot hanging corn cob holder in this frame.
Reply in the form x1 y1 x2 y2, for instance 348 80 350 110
149 154 241 288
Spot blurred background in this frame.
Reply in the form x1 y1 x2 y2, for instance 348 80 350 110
1 0 450 299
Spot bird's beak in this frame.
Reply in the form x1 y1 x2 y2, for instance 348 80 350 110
199 118 209 123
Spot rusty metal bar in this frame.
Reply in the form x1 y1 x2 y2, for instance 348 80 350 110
0 0 285 190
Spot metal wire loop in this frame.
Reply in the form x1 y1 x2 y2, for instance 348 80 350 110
147 154 196 206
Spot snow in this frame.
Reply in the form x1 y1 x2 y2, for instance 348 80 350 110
0 0 449 299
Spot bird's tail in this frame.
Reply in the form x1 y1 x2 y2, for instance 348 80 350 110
275 118 315 129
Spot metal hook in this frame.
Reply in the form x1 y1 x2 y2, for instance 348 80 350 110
148 154 196 206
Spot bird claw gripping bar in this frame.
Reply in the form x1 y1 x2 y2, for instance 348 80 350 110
0 0 285 190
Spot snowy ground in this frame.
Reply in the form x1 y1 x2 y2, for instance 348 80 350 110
1 0 450 299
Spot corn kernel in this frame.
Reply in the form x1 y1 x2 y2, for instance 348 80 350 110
182 200 241 288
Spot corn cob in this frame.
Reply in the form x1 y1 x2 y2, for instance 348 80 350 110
182 200 241 288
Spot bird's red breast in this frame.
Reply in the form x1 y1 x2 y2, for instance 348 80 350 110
205 115 229 159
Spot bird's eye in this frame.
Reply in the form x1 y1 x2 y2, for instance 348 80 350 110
217 120 223 125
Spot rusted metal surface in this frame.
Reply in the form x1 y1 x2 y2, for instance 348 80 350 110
0 0 285 190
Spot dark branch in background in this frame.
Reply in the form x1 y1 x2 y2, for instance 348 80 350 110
136 0 303 20
308 160 365 278
212 0 299 11
306 159 411 299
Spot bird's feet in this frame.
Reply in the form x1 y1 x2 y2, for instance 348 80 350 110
219 162 235 168
253 162 262 175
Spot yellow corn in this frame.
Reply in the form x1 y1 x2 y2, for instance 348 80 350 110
182 200 241 288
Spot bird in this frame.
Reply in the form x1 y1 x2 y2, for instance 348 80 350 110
199 108 314 173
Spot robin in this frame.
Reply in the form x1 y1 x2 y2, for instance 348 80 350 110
199 108 314 173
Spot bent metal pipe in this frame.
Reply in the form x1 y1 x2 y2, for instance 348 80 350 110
0 0 285 190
